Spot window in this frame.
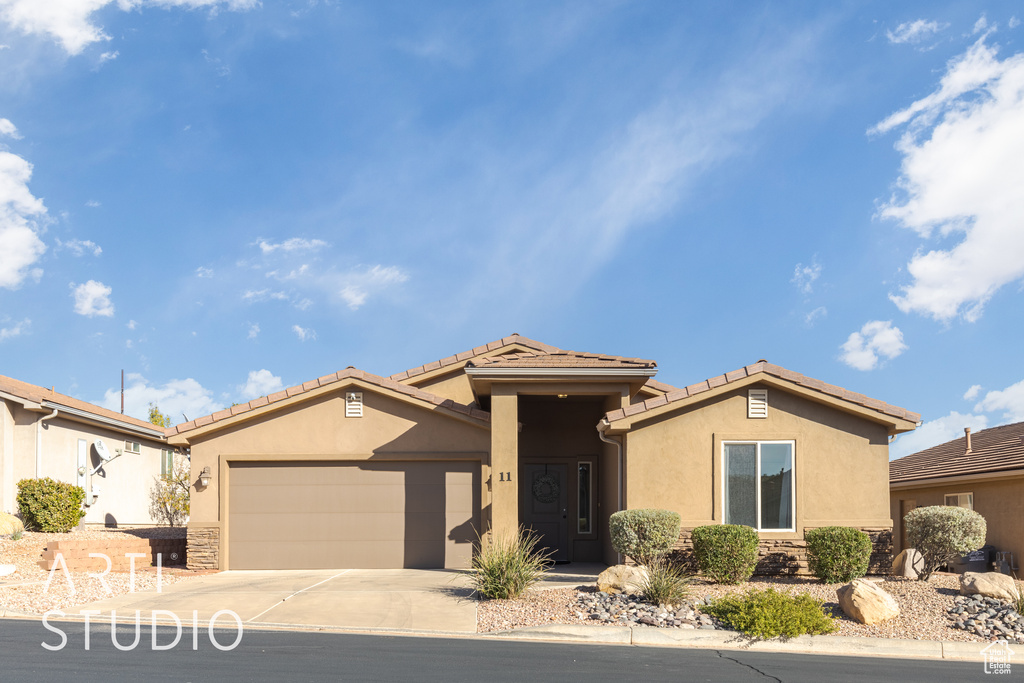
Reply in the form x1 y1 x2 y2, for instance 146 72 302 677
161 450 175 478
578 462 592 534
723 441 794 531
124 441 141 454
945 492 974 510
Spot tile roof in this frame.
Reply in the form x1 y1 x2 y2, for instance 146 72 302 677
390 334 561 382
466 351 657 370
890 421 1024 484
640 378 679 394
168 367 489 437
603 361 920 425
0 374 163 435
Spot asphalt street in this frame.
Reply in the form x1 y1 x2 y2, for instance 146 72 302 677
0 618 990 682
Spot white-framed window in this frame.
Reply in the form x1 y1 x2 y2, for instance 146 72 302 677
124 440 141 454
944 492 974 510
160 449 175 478
723 440 795 531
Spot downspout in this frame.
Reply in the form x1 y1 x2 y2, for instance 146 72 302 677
597 418 624 564
36 408 59 477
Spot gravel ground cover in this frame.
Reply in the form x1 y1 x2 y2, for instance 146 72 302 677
0 527 192 614
477 573 993 643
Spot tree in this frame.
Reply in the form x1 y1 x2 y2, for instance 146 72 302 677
904 505 986 580
148 403 172 428
149 454 190 526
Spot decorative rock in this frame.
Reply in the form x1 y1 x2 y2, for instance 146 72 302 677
891 549 925 579
960 572 1022 602
837 579 900 625
597 564 649 595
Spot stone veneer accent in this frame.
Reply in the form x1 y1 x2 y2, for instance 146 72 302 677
187 526 220 571
39 537 187 572
669 526 893 577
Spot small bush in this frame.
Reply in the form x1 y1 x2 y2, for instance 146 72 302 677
805 527 872 583
904 506 986 580
703 588 837 639
640 559 691 606
609 509 681 566
691 524 759 584
16 478 86 532
470 526 553 600
0 511 24 535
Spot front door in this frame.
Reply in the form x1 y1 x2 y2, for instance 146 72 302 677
521 463 569 562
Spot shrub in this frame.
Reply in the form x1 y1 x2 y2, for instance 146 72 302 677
470 526 553 600
703 588 837 639
640 559 691 606
609 509 682 566
805 527 872 583
149 454 190 526
691 524 759 584
16 478 86 532
0 511 24 535
904 505 986 580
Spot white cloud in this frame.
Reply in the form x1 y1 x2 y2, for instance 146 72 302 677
56 238 102 256
974 379 1024 421
98 50 118 63
292 324 316 341
195 266 213 278
0 149 47 289
99 373 223 424
973 15 989 35
873 37 1024 322
839 320 907 371
126 319 137 330
85 199 101 208
242 288 289 303
1010 17 1021 30
963 384 982 401
791 260 821 294
256 237 328 254
0 317 29 341
0 118 22 139
804 306 827 326
886 19 949 45
889 411 988 460
335 265 408 311
238 369 283 401
246 322 259 339
71 280 114 317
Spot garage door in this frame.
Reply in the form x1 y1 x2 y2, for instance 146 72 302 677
227 461 479 570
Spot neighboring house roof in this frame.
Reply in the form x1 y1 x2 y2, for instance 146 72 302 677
389 334 561 383
639 378 679 395
0 374 165 438
602 361 921 428
167 367 489 438
466 351 657 370
890 420 1024 484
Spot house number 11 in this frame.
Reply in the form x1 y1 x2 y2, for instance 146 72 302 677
498 472 512 482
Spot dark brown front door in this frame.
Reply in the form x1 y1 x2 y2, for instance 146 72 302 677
521 463 569 562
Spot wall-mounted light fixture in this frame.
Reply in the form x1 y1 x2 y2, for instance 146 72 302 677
556 394 568 399
199 466 212 488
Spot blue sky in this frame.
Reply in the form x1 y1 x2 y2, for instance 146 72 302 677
1 1 1022 459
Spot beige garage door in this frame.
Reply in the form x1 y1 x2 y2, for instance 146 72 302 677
228 461 479 570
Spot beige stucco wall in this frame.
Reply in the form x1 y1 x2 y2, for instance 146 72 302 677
412 370 477 406
623 384 893 539
890 474 1024 569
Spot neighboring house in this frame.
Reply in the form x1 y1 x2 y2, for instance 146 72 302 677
168 335 919 572
890 421 1024 571
0 375 171 526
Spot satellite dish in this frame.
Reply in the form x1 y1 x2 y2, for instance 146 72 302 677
94 440 113 462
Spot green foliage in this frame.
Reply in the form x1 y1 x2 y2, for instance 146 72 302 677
609 509 682 566
149 455 190 526
16 478 86 532
470 526 553 600
904 506 986 580
640 559 691 606
691 524 759 584
0 511 24 535
704 588 838 640
12 528 23 541
804 527 872 583
148 403 172 428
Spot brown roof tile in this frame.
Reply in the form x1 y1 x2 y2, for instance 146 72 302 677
390 334 562 382
890 421 1024 483
466 350 656 370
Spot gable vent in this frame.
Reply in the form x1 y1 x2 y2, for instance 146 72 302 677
748 389 768 419
345 392 363 418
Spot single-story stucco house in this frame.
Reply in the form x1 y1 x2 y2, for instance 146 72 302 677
890 421 1024 573
0 374 171 526
168 335 920 573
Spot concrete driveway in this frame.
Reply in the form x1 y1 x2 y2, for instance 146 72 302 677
69 569 478 633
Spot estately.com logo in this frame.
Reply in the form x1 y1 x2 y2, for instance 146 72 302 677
39 552 242 652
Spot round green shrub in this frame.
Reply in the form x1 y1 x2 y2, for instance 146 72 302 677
691 524 759 584
804 526 872 583
905 505 986 580
16 478 86 532
703 587 837 639
609 509 681 566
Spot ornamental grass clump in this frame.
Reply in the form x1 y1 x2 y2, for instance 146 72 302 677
16 478 86 532
470 526 553 600
804 526 872 583
703 588 837 640
609 509 682 566
639 559 691 607
691 524 759 584
904 506 986 580
0 511 24 536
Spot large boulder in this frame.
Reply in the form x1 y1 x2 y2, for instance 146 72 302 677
959 572 1022 602
892 549 925 579
597 564 648 595
837 579 900 625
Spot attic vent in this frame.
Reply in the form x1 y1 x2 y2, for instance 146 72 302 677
345 392 363 418
748 389 768 419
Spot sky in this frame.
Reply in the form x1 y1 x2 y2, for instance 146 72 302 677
0 1 1022 460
